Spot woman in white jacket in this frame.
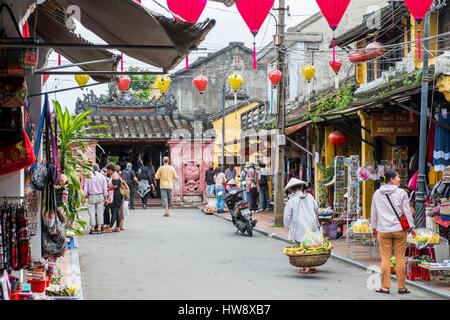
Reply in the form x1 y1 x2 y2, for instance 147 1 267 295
371 170 416 295
283 178 320 274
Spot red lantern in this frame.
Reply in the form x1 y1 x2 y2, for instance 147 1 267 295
404 0 433 60
328 130 347 147
167 0 207 72
268 69 282 88
365 42 385 60
348 51 367 63
193 75 208 94
316 0 351 62
236 0 275 71
116 75 131 92
167 0 207 23
42 74 50 84
329 59 343 75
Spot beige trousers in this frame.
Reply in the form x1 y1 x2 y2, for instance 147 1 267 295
378 230 407 290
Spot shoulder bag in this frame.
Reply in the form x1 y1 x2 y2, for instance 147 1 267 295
386 194 410 231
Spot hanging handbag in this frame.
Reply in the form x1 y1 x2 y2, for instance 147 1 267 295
0 77 27 108
386 194 411 231
0 128 36 175
0 4 38 78
0 107 22 147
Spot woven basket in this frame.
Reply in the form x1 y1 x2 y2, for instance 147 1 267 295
287 251 331 268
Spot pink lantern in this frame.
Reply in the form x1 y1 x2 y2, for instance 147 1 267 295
236 0 275 71
404 0 433 60
316 0 351 63
167 0 207 72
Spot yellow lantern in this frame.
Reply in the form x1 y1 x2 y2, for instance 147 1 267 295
227 73 244 92
74 74 90 88
301 64 316 83
155 76 171 94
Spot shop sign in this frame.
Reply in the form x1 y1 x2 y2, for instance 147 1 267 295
371 113 418 136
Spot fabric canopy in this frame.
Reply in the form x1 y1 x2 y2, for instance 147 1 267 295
31 0 120 82
55 0 215 71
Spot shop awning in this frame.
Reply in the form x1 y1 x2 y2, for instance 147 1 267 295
31 1 119 82
55 0 216 71
285 120 311 135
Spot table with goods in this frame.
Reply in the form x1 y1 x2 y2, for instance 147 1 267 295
346 219 379 258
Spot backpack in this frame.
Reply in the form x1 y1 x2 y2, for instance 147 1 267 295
121 169 132 185
119 179 130 199
260 173 268 187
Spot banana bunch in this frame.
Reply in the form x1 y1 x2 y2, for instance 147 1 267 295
351 220 372 233
283 240 332 256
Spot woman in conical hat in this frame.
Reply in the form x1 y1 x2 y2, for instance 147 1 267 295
283 178 320 274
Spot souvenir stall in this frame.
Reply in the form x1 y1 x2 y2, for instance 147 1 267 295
0 3 78 300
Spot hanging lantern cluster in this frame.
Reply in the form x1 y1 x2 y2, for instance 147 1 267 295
228 73 244 104
328 130 348 147
156 76 171 94
74 74 90 90
404 0 433 60
268 69 282 88
301 64 316 83
236 0 275 71
193 75 209 94
167 0 207 72
116 75 131 92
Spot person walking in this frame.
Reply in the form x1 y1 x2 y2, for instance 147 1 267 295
138 164 154 209
283 178 320 274
240 164 248 202
258 162 270 211
116 165 127 231
371 170 416 295
101 167 112 232
84 164 108 234
225 164 237 181
215 167 226 213
122 162 138 210
105 163 123 232
155 156 177 217
205 162 216 197
246 163 258 213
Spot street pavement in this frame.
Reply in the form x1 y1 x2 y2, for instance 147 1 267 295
78 208 441 300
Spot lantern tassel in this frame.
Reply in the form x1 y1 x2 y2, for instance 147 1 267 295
234 92 237 105
332 31 336 62
186 55 189 73
58 54 61 66
270 88 273 114
335 75 339 89
253 40 257 71
120 52 124 72
417 30 421 60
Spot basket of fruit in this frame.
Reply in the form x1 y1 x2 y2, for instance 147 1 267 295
407 228 441 249
283 240 333 268
46 284 80 300
350 219 372 234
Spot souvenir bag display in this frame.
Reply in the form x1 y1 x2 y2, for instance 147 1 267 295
0 107 22 147
0 127 36 175
0 3 38 78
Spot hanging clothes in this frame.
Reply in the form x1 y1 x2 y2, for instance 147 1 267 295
433 109 450 172
0 201 31 273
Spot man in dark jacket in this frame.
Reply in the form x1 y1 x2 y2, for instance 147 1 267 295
122 163 138 209
205 161 215 197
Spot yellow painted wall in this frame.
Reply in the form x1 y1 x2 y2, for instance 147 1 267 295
358 112 375 218
212 101 262 168
355 40 367 85
412 12 438 68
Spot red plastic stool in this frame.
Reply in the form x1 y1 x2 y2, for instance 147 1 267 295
406 244 436 281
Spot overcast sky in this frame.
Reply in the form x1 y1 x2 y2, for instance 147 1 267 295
46 0 321 113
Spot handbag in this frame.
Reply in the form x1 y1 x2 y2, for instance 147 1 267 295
386 194 410 231
0 107 22 147
0 4 38 78
0 77 27 108
0 128 36 175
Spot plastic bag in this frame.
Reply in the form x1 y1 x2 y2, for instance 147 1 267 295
302 226 325 248
407 228 441 249
350 219 372 233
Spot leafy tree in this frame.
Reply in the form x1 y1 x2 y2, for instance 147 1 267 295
128 66 155 102
53 100 109 235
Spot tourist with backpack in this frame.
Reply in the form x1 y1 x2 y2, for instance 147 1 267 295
104 163 123 233
122 162 138 209
258 162 270 211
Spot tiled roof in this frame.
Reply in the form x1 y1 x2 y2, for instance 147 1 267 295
88 114 195 140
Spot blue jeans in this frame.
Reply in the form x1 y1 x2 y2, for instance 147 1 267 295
242 189 248 202
259 187 270 210
207 184 215 197
215 185 225 212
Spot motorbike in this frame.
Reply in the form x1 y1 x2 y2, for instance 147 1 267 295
224 189 257 237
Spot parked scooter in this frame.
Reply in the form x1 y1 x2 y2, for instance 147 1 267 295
224 189 257 236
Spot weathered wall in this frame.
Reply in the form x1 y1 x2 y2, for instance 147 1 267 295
170 43 267 117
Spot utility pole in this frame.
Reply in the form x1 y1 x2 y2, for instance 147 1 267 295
415 13 431 228
273 0 287 225
221 80 226 167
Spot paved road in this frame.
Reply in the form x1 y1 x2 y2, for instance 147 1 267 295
78 208 440 300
